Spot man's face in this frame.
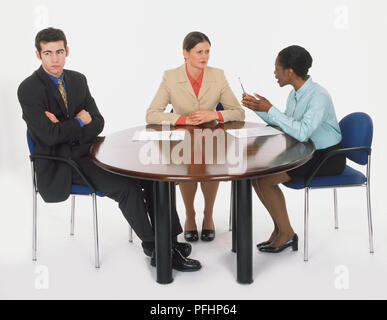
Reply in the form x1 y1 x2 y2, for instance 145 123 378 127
36 40 68 77
274 56 291 87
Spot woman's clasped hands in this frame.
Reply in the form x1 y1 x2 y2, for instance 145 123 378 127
186 110 219 125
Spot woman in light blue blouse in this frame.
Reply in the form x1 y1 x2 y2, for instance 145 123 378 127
242 45 346 253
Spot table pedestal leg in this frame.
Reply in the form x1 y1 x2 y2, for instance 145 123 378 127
153 181 173 284
236 179 253 284
231 180 237 253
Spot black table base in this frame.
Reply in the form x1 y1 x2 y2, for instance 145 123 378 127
153 181 173 284
236 179 253 284
153 179 253 285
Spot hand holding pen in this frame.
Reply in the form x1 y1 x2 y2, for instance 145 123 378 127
238 77 272 112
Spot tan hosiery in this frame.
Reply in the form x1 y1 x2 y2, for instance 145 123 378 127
253 172 294 247
179 182 198 231
179 181 219 231
252 179 279 242
200 181 219 230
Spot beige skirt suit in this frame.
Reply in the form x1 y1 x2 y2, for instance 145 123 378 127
146 64 245 125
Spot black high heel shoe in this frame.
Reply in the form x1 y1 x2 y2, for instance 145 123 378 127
256 240 271 249
200 221 215 241
259 234 298 253
184 230 199 242
201 229 215 241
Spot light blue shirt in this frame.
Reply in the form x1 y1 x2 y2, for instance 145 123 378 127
255 77 342 150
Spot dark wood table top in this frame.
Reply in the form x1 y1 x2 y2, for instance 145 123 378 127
89 121 314 182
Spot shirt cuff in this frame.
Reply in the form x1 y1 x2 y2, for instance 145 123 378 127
267 105 281 118
176 116 187 125
217 111 224 122
74 117 84 128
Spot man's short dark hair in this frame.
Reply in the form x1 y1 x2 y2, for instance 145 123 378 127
35 27 67 54
278 45 313 79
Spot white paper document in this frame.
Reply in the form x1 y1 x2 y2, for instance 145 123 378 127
226 126 284 138
132 130 186 141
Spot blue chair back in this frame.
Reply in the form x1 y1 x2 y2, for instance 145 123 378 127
215 103 224 111
339 112 373 165
27 131 35 155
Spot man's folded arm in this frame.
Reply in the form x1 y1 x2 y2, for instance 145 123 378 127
78 76 104 143
18 87 82 146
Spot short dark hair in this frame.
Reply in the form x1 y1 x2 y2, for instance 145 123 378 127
35 27 67 54
183 31 211 51
278 45 313 79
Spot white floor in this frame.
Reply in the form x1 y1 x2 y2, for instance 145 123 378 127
1 169 386 300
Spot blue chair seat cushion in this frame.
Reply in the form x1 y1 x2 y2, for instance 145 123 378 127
71 184 104 197
283 165 366 190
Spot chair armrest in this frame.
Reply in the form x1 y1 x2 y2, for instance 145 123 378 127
304 146 371 187
29 154 96 193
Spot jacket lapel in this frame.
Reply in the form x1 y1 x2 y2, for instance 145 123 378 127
177 64 197 100
197 67 214 100
36 66 69 117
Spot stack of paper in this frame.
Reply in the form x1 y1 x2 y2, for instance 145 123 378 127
132 130 186 141
226 126 283 138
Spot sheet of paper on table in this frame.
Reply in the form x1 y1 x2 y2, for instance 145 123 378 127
226 126 284 138
132 130 186 141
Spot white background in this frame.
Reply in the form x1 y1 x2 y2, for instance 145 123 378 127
0 0 386 299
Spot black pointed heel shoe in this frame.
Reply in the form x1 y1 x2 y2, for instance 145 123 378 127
184 230 199 242
256 240 271 249
259 234 298 253
200 220 215 241
201 229 215 241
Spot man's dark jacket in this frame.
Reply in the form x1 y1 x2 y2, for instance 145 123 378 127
18 66 104 202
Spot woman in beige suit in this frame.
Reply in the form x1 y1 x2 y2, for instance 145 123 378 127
146 31 244 242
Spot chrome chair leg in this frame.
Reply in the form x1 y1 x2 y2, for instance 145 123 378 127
31 162 37 261
70 195 75 236
92 193 100 268
366 157 374 253
129 226 133 243
304 187 310 262
32 190 37 261
334 188 339 229
366 183 374 253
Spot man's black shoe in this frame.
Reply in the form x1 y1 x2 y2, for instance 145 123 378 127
150 248 202 272
142 241 191 258
173 242 192 258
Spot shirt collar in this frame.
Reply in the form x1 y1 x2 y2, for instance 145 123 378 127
44 68 64 87
295 76 313 101
185 64 204 86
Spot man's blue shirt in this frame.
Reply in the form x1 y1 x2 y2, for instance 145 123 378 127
44 69 83 127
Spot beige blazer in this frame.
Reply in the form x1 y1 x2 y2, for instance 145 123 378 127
146 64 245 125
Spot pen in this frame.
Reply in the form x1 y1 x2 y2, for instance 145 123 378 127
238 77 246 94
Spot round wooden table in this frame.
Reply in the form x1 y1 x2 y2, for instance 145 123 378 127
90 121 314 284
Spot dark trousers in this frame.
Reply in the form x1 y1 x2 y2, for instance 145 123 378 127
71 156 183 243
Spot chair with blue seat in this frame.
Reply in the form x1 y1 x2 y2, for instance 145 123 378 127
27 131 105 268
283 112 374 261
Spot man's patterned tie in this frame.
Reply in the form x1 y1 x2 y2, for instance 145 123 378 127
58 78 69 117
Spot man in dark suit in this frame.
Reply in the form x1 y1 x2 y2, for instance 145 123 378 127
18 27 201 272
